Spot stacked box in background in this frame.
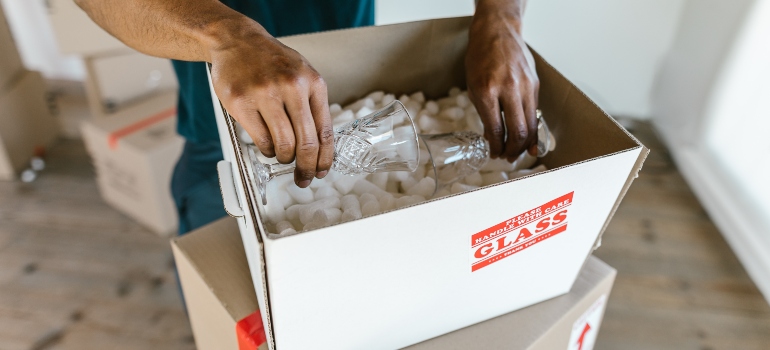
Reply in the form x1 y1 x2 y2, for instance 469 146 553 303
81 91 184 236
172 217 616 350
0 5 59 180
44 0 179 121
42 0 183 233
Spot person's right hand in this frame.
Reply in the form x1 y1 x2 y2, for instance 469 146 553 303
208 23 333 188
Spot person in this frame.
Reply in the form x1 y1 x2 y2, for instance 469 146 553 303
75 0 540 235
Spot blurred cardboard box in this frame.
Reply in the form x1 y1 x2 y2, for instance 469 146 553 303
84 51 179 120
45 0 126 56
0 70 59 180
211 17 647 349
81 91 183 235
0 2 24 90
172 217 616 350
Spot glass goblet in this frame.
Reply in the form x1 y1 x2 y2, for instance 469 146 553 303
248 100 419 205
421 110 553 196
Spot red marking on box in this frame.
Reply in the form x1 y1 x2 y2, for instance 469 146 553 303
107 107 176 150
236 311 267 350
470 192 574 272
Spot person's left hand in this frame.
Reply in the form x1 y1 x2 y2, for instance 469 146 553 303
466 0 539 162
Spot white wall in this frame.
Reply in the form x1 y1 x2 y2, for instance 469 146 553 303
377 0 687 119
0 0 85 81
651 0 770 301
523 0 686 119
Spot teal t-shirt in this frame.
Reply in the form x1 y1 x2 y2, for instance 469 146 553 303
172 0 374 144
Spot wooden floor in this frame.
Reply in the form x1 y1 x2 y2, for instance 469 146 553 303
0 121 769 349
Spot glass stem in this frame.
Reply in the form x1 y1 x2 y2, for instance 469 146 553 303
267 163 296 180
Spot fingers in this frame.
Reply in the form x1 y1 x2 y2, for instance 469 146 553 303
501 93 528 162
309 78 334 178
470 88 505 158
283 84 320 188
250 111 275 158
521 91 539 158
259 101 296 165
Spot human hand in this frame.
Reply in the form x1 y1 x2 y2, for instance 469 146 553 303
466 0 539 161
209 22 333 188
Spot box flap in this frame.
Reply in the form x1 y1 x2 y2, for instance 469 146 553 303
172 218 259 321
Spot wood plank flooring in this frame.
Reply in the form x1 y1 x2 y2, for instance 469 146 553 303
0 120 768 349
593 121 770 350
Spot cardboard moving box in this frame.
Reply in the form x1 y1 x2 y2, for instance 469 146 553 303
84 52 179 119
173 217 617 350
81 91 184 235
0 3 23 91
210 17 647 350
0 70 59 180
45 0 127 55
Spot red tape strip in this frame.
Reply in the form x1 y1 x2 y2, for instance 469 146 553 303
236 311 267 350
107 107 177 150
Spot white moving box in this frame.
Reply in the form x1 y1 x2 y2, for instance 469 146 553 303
210 18 647 350
0 2 23 90
0 70 59 180
173 217 617 350
81 91 183 236
84 51 179 120
45 0 126 55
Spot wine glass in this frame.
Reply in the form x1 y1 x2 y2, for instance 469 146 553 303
421 110 552 196
248 100 420 205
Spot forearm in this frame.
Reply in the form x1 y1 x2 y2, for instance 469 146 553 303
474 0 526 32
75 0 267 62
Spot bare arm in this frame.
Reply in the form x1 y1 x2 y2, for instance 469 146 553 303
76 0 334 187
467 0 540 161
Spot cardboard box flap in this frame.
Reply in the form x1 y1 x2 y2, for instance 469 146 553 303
173 218 259 321
280 18 470 105
281 17 642 171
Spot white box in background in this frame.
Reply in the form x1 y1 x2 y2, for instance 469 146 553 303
211 18 647 350
0 70 59 180
172 217 617 350
84 52 179 120
44 0 126 55
0 2 23 90
81 91 183 236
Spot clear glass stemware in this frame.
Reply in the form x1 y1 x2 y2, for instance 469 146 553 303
248 100 420 205
421 110 552 196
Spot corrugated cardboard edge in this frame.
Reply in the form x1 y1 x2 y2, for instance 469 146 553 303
207 63 277 350
527 46 650 285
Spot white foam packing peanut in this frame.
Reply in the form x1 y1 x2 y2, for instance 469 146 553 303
382 94 396 105
352 179 388 198
370 172 389 190
304 208 343 231
406 177 435 198
439 107 465 121
329 103 342 117
510 164 548 179
356 106 374 119
481 171 509 186
367 91 385 103
334 174 365 195
451 182 479 194
285 196 341 225
315 186 342 200
287 185 314 204
463 172 483 187
333 110 355 126
345 97 374 112
275 221 297 235
340 194 362 222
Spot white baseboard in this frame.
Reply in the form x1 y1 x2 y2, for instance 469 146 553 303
670 147 770 302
